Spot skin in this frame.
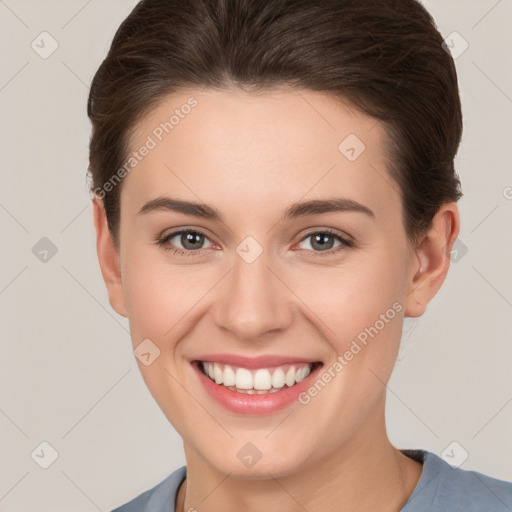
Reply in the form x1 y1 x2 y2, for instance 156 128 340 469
93 87 459 512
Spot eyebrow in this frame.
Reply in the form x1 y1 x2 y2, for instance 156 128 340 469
137 196 375 222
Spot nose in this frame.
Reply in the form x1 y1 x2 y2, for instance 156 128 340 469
212 248 294 342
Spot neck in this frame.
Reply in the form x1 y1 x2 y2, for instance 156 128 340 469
176 401 422 512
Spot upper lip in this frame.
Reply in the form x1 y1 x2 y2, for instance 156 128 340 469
191 353 322 369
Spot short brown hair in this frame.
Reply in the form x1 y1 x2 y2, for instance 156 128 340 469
87 0 463 246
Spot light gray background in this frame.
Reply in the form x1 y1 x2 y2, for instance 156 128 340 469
0 0 511 510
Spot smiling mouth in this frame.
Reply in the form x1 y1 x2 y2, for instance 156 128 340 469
196 361 323 394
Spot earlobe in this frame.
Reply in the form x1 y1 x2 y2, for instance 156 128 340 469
404 202 460 318
92 198 128 317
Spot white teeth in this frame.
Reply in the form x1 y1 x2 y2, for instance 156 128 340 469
201 361 315 392
235 368 253 389
271 368 285 388
253 369 272 390
285 366 296 387
213 365 223 384
223 365 236 386
296 365 311 383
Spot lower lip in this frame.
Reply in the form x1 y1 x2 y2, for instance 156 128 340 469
192 362 322 415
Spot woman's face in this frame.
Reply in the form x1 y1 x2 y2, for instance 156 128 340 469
108 87 421 477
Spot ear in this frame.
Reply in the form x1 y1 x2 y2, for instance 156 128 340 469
92 198 128 317
404 202 460 318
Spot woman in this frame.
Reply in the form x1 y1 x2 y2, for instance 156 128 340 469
87 0 512 510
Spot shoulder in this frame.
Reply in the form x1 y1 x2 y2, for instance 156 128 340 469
401 449 512 512
111 466 187 512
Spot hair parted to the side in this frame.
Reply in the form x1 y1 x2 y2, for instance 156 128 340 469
87 0 462 247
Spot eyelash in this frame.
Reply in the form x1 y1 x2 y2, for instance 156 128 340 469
156 228 354 258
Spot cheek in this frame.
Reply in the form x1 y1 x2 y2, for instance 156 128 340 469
121 247 209 346
296 253 405 339
288 254 406 430
129 283 202 344
289 250 408 404
124 270 173 343
119 251 210 431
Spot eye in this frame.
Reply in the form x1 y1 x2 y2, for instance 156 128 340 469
156 228 354 258
296 229 353 255
157 229 214 256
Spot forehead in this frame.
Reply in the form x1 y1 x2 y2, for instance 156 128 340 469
122 87 400 222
